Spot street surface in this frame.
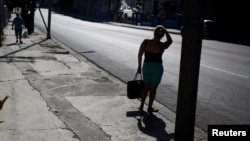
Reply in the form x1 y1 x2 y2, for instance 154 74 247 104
35 9 250 131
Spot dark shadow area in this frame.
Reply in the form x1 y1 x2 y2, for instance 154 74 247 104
0 56 35 63
45 51 70 54
0 39 47 59
80 51 95 54
6 42 18 46
126 111 174 141
203 34 250 46
216 36 250 46
211 1 250 46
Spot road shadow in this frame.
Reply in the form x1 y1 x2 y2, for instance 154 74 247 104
126 111 175 141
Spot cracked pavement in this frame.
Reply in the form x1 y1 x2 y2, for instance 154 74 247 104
0 15 207 141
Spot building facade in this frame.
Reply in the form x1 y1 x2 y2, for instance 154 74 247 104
72 0 182 22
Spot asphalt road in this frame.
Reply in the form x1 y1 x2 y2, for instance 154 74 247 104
34 9 250 131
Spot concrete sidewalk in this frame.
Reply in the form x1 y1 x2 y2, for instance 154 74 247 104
0 16 206 141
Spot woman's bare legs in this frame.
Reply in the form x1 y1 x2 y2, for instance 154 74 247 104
139 83 159 112
148 84 159 112
139 84 150 111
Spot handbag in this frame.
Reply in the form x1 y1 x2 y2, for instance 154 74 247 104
22 29 28 38
127 73 144 99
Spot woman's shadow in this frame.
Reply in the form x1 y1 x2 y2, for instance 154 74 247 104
126 111 174 141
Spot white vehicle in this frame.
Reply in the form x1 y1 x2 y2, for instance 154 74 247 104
119 5 134 19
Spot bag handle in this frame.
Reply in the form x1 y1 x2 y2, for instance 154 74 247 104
134 73 143 80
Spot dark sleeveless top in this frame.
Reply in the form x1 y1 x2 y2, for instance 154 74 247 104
144 40 163 63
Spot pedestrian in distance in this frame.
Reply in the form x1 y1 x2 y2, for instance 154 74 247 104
12 13 25 44
137 25 173 113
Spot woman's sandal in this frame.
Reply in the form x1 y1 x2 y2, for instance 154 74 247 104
147 107 159 113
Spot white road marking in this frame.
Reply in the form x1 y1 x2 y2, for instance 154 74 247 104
201 64 249 79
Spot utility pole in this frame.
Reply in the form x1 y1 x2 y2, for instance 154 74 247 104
108 0 112 21
0 0 4 47
47 0 51 39
174 0 204 140
0 0 3 47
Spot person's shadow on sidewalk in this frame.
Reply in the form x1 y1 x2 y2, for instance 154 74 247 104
5 42 19 46
126 111 174 141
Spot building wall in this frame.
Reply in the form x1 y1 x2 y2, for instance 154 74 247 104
75 0 183 21
78 0 119 19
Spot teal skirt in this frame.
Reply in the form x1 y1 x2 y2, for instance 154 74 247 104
143 62 164 84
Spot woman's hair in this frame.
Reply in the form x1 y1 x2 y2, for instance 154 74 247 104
154 25 165 38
